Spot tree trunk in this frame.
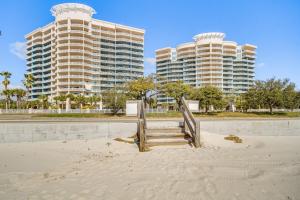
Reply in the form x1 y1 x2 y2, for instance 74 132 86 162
143 94 147 108
269 105 273 114
205 105 209 113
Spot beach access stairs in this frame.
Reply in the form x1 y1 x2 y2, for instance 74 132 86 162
137 97 201 152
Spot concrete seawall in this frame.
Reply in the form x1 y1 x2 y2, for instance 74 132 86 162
0 119 299 143
0 122 137 143
200 119 300 136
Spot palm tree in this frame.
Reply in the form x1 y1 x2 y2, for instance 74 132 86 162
12 88 26 109
0 71 12 110
53 96 60 109
23 74 35 101
2 89 13 109
87 94 101 108
38 95 48 109
54 94 67 109
74 95 86 109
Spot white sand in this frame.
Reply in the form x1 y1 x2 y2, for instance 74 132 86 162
0 132 300 200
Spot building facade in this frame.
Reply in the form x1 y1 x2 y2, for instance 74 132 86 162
156 32 256 104
26 3 144 100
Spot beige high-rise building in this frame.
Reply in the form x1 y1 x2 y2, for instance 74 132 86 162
156 32 256 104
26 3 144 100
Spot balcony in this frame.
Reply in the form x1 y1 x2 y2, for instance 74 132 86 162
57 75 93 80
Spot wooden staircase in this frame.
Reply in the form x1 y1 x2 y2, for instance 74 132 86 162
145 126 192 148
137 97 201 152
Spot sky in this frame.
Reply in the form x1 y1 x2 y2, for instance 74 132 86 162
0 0 300 88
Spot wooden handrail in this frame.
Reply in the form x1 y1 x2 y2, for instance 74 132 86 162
137 98 147 152
180 97 201 148
181 98 196 127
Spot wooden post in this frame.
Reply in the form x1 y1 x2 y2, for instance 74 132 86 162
138 120 145 152
137 100 141 118
183 116 187 134
194 120 201 148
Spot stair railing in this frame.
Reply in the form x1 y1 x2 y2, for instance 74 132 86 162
137 98 147 152
180 97 201 148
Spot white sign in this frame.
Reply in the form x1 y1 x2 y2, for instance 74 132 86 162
126 100 139 116
187 100 199 112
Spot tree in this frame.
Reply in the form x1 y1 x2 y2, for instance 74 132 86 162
257 78 291 113
0 71 12 110
2 89 13 109
242 87 264 111
127 77 155 100
38 95 49 109
23 74 35 101
74 95 86 109
54 94 67 109
160 81 191 110
11 88 26 109
190 85 223 112
282 83 299 111
28 100 40 109
102 88 127 115
148 97 157 108
126 76 155 108
87 94 101 108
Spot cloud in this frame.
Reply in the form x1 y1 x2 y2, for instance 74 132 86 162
0 84 24 90
144 57 156 75
256 62 265 68
10 41 26 60
145 57 156 65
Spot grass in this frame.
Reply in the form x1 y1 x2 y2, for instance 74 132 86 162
146 111 182 118
32 113 126 118
194 111 300 118
147 111 300 118
15 111 300 119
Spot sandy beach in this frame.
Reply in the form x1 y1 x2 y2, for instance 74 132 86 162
0 130 299 200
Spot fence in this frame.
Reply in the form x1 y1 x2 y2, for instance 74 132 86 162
0 108 299 114
0 109 124 114
144 108 168 113
246 108 300 112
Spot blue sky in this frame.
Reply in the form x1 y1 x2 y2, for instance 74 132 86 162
0 0 300 88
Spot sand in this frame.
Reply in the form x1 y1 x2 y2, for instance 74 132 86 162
0 131 300 200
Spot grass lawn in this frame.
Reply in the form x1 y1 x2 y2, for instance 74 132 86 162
26 111 300 118
146 111 300 118
32 113 125 118
32 111 300 118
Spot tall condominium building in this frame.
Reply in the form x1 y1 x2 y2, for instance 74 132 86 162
26 3 144 100
156 32 256 104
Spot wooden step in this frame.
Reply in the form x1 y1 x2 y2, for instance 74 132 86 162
146 138 192 147
145 127 183 134
147 132 186 139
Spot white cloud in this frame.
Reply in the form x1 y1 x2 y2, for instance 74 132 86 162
10 41 26 60
144 57 156 65
257 62 265 68
144 57 156 75
0 84 24 90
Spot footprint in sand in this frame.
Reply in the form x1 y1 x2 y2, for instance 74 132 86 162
204 178 217 194
253 141 265 149
246 168 264 179
280 165 300 176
